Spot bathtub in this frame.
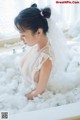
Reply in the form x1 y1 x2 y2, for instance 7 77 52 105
0 39 80 120
9 101 80 120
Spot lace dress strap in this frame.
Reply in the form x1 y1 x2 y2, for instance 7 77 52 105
37 52 53 70
32 42 54 80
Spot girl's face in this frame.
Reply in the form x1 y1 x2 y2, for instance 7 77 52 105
19 29 43 46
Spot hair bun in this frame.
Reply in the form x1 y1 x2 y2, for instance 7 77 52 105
31 3 37 8
42 8 51 18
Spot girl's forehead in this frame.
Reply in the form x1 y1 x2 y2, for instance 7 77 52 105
18 28 32 34
16 24 25 32
19 27 25 33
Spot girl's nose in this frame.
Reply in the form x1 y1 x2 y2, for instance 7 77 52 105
20 35 25 41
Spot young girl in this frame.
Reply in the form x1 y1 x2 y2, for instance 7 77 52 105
14 4 53 100
14 4 80 100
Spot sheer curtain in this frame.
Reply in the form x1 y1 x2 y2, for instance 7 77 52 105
47 0 80 30
0 0 31 39
0 0 80 39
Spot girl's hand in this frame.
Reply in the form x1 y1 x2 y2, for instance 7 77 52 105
25 90 37 100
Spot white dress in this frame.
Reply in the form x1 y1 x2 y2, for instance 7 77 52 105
20 41 80 95
20 41 55 94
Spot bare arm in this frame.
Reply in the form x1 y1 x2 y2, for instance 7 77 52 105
26 58 52 99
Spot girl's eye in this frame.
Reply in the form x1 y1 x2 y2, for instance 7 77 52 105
19 31 23 34
21 35 25 38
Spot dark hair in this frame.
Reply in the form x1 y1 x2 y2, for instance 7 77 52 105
14 3 51 35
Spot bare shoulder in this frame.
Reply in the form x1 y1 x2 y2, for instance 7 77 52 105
41 58 52 71
42 58 52 67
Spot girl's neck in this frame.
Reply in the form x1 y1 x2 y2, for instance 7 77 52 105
37 35 48 51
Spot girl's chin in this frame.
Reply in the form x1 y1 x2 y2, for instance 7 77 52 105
24 43 31 46
23 42 35 47
24 42 27 44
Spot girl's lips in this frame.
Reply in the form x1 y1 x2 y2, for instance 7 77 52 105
22 40 27 44
23 41 27 44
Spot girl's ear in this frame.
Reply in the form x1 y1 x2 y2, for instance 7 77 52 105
36 28 43 35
